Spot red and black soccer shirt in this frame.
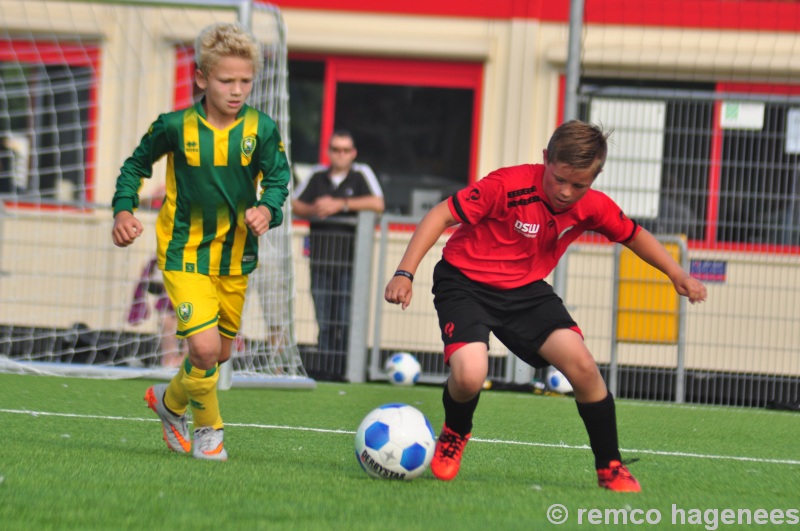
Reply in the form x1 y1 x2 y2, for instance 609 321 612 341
443 164 640 289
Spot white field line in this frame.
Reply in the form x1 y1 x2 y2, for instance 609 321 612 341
2 408 800 466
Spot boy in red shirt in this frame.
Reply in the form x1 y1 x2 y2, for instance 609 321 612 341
384 120 707 491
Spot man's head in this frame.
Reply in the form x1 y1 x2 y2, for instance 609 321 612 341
541 120 610 211
328 129 357 174
194 23 261 122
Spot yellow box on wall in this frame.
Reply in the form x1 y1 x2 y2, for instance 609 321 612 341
616 242 681 343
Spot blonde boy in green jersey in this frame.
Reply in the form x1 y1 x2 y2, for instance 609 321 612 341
111 22 290 460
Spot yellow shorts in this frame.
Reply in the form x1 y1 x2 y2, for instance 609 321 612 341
162 270 249 339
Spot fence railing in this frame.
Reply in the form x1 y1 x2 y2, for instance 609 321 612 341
294 212 800 407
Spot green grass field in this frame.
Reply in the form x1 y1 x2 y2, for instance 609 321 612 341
1 373 799 530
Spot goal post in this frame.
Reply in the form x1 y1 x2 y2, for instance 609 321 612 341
0 0 314 388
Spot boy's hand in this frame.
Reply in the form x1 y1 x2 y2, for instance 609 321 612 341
245 206 271 237
673 273 707 304
112 211 144 247
385 276 413 310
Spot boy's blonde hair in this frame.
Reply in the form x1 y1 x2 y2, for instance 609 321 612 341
194 22 262 75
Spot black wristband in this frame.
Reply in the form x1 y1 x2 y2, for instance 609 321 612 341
393 270 414 282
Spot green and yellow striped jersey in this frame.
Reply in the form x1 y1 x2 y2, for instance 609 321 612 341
112 100 290 276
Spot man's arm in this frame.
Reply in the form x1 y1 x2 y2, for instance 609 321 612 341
291 198 316 219
292 194 384 219
351 162 384 213
344 194 384 213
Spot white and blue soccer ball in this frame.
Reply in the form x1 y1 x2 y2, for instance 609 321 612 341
354 403 435 480
546 366 574 394
384 352 422 386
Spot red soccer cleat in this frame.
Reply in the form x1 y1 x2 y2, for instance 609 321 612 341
430 424 471 481
596 460 642 492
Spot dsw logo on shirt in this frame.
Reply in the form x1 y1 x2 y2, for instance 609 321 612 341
514 219 540 238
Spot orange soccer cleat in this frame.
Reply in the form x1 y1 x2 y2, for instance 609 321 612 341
144 384 191 454
192 426 228 461
596 460 642 492
430 424 471 481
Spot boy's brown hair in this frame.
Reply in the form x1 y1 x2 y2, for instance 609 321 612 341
546 120 610 176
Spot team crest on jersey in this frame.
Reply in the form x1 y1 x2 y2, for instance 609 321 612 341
241 136 257 158
177 302 193 324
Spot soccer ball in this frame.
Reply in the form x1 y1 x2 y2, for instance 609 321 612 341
546 366 574 394
384 352 421 385
354 403 435 480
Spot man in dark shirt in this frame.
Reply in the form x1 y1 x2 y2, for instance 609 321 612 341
293 130 384 364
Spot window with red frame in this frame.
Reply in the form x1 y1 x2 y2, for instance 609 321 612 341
577 77 800 252
0 40 98 205
288 55 482 216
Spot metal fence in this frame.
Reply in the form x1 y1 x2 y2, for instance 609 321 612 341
292 208 800 408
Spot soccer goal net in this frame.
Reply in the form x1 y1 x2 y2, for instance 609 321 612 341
0 0 314 388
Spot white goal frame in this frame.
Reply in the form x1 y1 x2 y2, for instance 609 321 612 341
0 0 314 389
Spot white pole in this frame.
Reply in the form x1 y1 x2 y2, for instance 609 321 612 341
552 0 584 301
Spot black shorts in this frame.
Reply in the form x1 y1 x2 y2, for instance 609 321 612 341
431 259 579 368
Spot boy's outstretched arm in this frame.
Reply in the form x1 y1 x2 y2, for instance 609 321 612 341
623 228 707 304
384 200 459 310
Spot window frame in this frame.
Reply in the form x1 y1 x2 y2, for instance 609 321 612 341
706 82 800 255
0 39 100 209
290 53 484 185
563 76 800 255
